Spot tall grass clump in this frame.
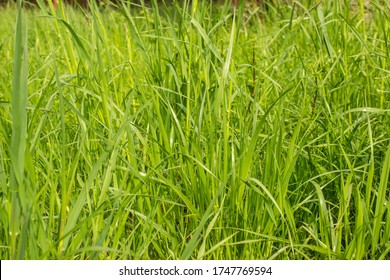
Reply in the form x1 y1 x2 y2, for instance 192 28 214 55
0 0 389 259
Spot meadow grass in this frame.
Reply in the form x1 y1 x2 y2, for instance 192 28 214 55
0 0 389 259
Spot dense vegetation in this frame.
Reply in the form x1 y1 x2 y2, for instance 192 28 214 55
0 0 389 259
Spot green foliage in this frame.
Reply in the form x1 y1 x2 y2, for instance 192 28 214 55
0 0 389 259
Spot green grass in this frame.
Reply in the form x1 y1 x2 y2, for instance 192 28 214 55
0 0 389 259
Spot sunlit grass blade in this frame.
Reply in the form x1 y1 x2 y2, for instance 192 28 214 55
9 0 29 260
371 142 390 257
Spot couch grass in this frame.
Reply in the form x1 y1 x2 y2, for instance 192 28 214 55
0 0 389 259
